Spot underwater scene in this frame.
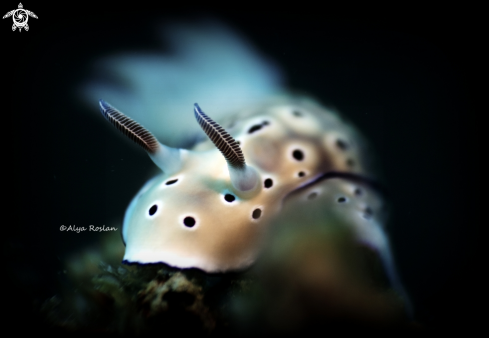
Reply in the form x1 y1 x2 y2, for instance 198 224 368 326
5 4 477 337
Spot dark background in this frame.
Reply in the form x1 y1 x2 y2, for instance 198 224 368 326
3 2 478 334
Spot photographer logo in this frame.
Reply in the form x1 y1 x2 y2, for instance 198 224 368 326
3 3 37 32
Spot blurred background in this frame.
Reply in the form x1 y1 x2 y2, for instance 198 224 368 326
3 2 478 335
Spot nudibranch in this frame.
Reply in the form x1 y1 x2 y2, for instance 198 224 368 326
99 96 380 273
